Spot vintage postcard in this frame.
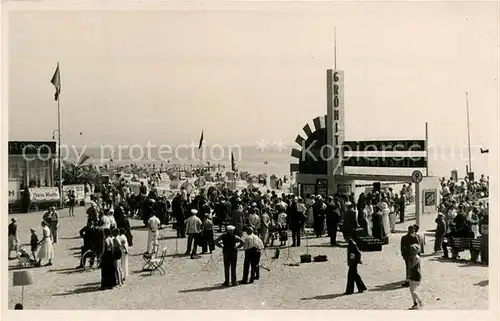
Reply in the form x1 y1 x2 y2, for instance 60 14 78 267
1 1 497 320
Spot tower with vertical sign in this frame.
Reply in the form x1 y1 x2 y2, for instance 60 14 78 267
326 69 345 194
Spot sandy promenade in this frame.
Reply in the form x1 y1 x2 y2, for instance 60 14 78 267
8 206 488 310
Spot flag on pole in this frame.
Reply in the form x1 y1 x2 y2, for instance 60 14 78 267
50 63 61 101
198 130 204 149
231 152 236 172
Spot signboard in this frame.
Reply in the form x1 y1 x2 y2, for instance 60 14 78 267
30 187 60 203
343 156 427 168
343 140 425 152
343 156 426 168
63 184 85 202
8 180 21 204
337 184 352 195
301 184 315 197
411 170 423 183
423 189 437 207
327 69 345 176
9 141 57 155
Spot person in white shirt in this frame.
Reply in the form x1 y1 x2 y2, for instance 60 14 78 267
248 209 261 232
118 228 129 281
184 209 203 259
277 209 288 246
107 209 117 231
146 212 160 255
100 212 111 230
241 226 265 284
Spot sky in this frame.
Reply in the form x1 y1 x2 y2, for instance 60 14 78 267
7 1 499 150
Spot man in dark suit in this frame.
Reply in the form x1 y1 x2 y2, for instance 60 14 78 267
326 196 341 246
344 238 367 295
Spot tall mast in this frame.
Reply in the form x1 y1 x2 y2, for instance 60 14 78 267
466 92 472 173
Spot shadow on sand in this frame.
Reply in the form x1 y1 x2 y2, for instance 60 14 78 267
370 280 405 292
178 284 229 293
429 257 487 268
52 285 101 296
49 267 97 275
474 280 488 287
59 236 80 240
301 293 345 301
158 235 180 241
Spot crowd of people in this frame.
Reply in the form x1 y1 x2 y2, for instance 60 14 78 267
7 170 489 308
434 174 489 263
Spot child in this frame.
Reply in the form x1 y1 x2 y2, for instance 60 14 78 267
30 228 39 261
408 244 423 309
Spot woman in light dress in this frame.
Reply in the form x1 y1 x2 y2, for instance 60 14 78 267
35 221 54 267
364 200 374 237
118 228 129 282
378 197 391 243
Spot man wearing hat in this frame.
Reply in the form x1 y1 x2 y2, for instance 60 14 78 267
8 218 19 259
185 209 203 259
312 195 326 238
342 201 358 241
215 225 244 286
326 196 341 246
146 211 161 256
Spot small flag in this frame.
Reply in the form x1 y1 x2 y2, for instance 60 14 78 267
50 63 61 101
231 152 236 172
198 130 204 149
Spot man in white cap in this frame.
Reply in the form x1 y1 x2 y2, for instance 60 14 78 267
146 211 161 255
215 225 244 286
185 209 202 259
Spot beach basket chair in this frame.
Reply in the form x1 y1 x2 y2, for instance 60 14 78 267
147 248 168 276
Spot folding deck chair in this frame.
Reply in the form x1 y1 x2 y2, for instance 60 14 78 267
147 248 168 276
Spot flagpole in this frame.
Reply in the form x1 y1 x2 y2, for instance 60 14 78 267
58 97 63 209
466 92 472 174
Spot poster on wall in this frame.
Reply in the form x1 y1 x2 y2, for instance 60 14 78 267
8 180 21 204
423 189 438 213
302 184 315 197
424 189 437 206
337 184 352 195
30 187 60 203
63 184 85 202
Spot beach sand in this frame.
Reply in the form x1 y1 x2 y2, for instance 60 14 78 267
7 206 488 310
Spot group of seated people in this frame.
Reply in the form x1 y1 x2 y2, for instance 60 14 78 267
435 186 488 264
